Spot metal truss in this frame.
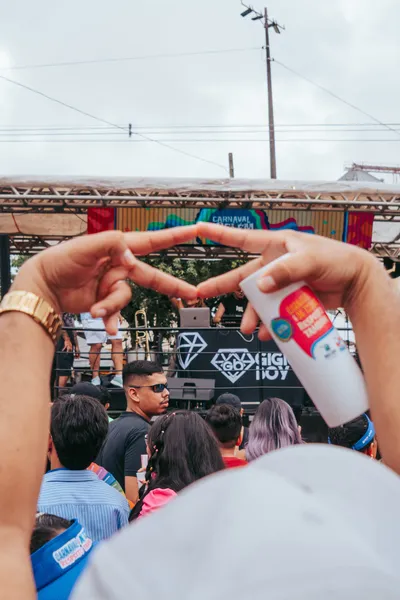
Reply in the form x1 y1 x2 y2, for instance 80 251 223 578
370 242 400 260
3 178 400 258
11 236 400 262
1 177 400 215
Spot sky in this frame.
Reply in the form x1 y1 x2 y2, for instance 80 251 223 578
0 0 400 182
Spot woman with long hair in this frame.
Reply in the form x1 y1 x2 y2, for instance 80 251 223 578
130 410 225 520
246 398 302 462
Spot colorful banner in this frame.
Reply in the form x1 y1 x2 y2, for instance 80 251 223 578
88 208 115 234
116 207 346 244
344 212 374 249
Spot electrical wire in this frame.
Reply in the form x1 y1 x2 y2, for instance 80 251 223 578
1 122 400 132
0 72 228 172
1 138 399 143
0 47 262 72
274 59 400 139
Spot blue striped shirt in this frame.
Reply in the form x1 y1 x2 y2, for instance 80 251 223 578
38 469 130 542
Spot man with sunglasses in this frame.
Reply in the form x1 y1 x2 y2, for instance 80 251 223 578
97 360 169 504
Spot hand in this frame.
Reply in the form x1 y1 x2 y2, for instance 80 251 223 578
63 338 73 353
12 228 198 334
74 350 81 359
196 223 381 339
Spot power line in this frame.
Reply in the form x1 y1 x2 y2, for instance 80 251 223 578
274 59 400 139
0 72 228 172
1 138 399 143
0 127 399 137
1 122 400 131
0 47 262 72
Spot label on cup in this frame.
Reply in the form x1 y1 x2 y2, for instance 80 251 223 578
271 286 343 359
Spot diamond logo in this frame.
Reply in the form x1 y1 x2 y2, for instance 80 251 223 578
211 348 255 384
177 333 208 369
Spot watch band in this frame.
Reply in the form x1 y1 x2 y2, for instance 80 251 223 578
0 291 63 343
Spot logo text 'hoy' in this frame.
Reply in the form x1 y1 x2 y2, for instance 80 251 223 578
255 352 290 381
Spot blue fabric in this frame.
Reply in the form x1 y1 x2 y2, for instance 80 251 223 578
38 469 130 542
32 520 94 600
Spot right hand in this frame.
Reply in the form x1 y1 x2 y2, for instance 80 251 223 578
197 224 383 338
13 228 198 334
63 338 73 352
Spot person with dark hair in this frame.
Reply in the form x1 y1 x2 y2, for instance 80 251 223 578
246 398 302 462
328 413 377 458
38 395 129 541
206 405 247 469
31 514 94 600
70 381 113 422
130 410 225 520
215 392 249 450
213 289 248 327
97 360 169 504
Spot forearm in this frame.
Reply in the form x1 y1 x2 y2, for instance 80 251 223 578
348 263 400 472
0 310 53 598
0 313 53 526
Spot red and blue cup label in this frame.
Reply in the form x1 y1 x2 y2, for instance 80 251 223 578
271 286 341 359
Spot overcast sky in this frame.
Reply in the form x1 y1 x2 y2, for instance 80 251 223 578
1 0 399 182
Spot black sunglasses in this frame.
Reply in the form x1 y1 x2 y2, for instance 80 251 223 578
130 383 169 393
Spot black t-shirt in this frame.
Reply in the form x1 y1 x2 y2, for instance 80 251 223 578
221 295 248 325
97 412 150 490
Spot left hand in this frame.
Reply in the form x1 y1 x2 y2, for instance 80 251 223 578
12 228 198 334
196 223 381 340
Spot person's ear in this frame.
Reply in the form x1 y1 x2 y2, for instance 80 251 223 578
128 387 139 403
105 402 110 411
240 408 244 417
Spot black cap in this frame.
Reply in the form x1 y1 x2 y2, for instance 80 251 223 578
215 393 241 410
70 382 102 400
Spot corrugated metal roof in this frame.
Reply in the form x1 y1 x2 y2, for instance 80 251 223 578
338 168 382 183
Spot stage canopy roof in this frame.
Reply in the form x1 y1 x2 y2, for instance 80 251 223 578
1 176 400 258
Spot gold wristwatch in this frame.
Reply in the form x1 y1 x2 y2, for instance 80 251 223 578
0 291 62 343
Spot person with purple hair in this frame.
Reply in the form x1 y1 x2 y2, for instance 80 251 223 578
246 398 302 462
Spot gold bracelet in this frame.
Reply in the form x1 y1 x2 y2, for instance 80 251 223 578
0 291 63 343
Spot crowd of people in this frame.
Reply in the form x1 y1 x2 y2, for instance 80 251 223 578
2 223 400 599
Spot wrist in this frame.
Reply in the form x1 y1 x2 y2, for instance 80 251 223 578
11 258 61 315
346 254 387 322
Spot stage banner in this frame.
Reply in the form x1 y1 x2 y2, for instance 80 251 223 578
344 212 374 250
116 207 345 244
87 208 115 234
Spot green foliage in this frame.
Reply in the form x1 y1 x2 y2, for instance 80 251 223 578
122 256 246 328
11 254 29 277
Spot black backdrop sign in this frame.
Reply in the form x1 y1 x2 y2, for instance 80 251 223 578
176 329 305 407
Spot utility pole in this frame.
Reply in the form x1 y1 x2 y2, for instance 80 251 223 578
241 3 284 179
264 7 277 179
228 152 235 178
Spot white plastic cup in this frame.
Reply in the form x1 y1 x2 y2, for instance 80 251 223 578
141 455 149 469
240 260 368 427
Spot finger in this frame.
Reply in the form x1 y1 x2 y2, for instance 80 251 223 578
97 266 130 303
258 324 272 341
103 314 120 337
257 251 321 293
91 280 132 330
196 223 289 256
241 303 259 334
63 231 137 269
128 260 197 299
198 257 264 298
125 226 197 256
